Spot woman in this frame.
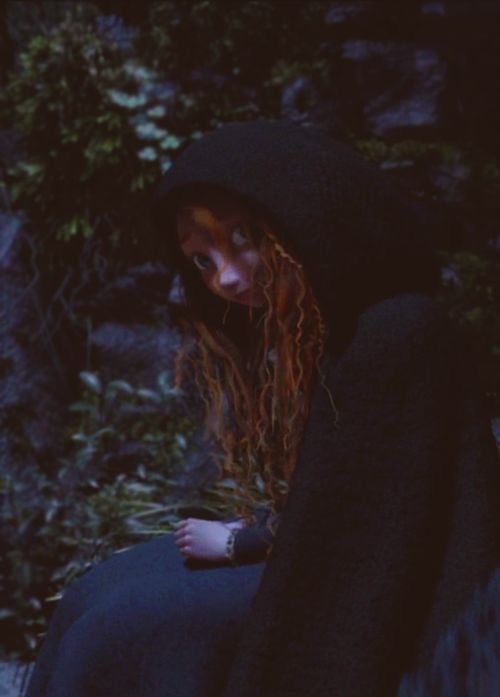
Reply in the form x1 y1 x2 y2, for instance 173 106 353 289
26 120 500 697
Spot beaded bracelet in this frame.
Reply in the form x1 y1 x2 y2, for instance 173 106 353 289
225 529 238 565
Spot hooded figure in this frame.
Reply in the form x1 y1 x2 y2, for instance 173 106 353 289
25 121 500 697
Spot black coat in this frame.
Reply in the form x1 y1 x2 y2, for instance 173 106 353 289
26 121 500 697
156 121 500 696
221 293 500 696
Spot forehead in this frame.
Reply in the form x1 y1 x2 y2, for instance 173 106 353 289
176 210 217 249
176 196 247 247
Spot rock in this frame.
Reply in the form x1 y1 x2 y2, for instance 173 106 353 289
89 321 181 387
0 213 20 268
427 162 471 204
440 263 463 288
339 40 447 137
421 2 447 18
398 570 500 695
96 14 137 53
77 262 173 323
491 418 500 449
281 77 319 123
0 215 71 473
88 317 216 494
324 2 375 26
0 662 33 697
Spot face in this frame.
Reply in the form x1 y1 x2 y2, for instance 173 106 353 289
176 201 266 308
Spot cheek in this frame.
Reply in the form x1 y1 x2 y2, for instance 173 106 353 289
200 269 226 296
241 250 262 276
200 270 217 292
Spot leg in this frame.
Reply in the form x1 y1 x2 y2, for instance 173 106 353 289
25 535 264 697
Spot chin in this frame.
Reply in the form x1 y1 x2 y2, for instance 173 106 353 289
234 292 265 308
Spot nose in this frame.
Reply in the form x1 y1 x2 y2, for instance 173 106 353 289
217 261 241 291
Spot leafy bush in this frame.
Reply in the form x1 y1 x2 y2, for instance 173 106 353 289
0 16 184 276
0 368 271 659
0 2 331 273
5 2 98 52
439 251 500 411
0 5 323 660
140 0 330 122
0 370 193 657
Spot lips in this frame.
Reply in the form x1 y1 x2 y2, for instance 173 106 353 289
234 288 264 307
235 288 251 301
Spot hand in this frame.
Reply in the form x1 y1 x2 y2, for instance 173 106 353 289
173 518 233 562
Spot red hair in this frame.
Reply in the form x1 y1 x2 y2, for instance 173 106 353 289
174 216 333 515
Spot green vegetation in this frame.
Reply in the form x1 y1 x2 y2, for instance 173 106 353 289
0 1 498 660
439 252 500 409
1 17 171 268
1 370 271 657
0 2 326 659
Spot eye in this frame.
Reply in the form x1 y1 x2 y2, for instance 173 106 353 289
191 253 211 271
231 226 249 247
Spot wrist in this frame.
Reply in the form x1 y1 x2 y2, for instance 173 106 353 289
224 529 238 565
224 518 246 532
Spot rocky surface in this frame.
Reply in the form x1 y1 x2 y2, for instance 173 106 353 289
321 2 500 154
0 214 71 474
0 662 32 697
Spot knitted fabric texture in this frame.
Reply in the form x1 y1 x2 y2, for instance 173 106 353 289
154 121 500 697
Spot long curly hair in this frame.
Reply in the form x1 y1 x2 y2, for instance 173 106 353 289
171 196 330 515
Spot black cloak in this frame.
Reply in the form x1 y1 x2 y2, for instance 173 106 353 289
25 121 500 697
156 120 500 696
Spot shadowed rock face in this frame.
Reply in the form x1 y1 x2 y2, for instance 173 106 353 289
317 2 500 156
0 661 33 697
0 213 212 491
398 570 500 696
0 214 70 473
338 41 446 137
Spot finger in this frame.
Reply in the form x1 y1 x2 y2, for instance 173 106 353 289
174 533 192 545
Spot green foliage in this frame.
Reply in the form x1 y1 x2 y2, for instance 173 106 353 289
142 1 329 81
1 369 271 659
438 251 500 409
0 16 183 271
355 138 462 166
68 370 193 477
1 370 192 658
0 2 333 341
138 0 330 131
356 138 500 206
0 6 325 660
1 1 331 260
357 138 500 411
5 1 98 51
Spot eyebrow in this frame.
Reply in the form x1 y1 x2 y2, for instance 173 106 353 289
177 206 243 248
177 225 211 246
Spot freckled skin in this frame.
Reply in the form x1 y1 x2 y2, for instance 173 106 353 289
176 204 266 308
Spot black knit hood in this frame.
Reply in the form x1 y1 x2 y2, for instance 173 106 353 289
155 120 439 352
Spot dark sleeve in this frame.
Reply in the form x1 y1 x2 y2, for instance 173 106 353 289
232 507 280 565
223 294 500 697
